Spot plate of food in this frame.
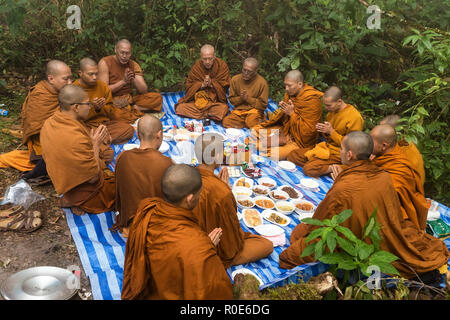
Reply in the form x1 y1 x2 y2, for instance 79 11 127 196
189 131 202 141
275 200 295 215
300 178 320 190
254 196 275 210
232 186 253 198
236 196 255 210
123 143 139 151
242 208 263 228
231 268 263 287
241 163 262 178
225 128 242 141
261 209 291 227
159 141 170 153
278 160 296 171
257 177 277 189
269 189 289 201
174 134 190 142
233 177 254 189
277 185 302 200
252 185 270 196
163 132 173 141
293 200 316 219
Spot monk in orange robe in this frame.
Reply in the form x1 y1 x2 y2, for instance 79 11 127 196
222 58 269 129
98 39 163 123
40 85 115 215
113 115 173 237
175 44 231 121
279 132 449 280
251 70 323 160
380 114 426 187
288 86 364 177
193 133 273 268
371 124 429 231
0 60 72 175
121 164 233 300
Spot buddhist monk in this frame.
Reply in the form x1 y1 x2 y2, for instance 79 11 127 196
193 132 273 268
370 124 429 231
40 85 115 215
279 131 449 281
380 114 426 187
175 44 231 121
98 39 163 123
250 70 323 160
0 60 72 178
222 58 269 129
113 114 173 237
74 57 134 145
121 164 233 300
287 86 364 177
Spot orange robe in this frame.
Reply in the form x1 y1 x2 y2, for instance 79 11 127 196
254 84 323 160
73 79 134 144
175 58 230 121
399 140 426 187
113 148 173 231
100 55 163 123
192 167 273 268
40 111 115 213
373 144 429 231
222 73 269 129
121 198 233 300
0 80 59 171
279 160 449 279
288 104 364 177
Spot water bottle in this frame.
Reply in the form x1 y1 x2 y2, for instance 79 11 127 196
0 107 8 116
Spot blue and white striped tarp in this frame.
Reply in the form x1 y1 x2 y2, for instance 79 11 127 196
65 92 450 300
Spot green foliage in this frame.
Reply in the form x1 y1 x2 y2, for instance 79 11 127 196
301 208 401 279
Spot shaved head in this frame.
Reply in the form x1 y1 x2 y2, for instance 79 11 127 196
284 70 304 83
137 114 163 142
342 131 374 161
380 114 401 127
162 164 202 205
46 60 70 77
116 39 132 49
58 84 88 111
323 86 342 102
200 44 216 69
200 44 215 55
371 124 397 148
243 57 259 69
79 57 97 72
194 132 225 165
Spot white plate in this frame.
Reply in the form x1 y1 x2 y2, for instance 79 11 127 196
232 186 253 198
123 143 139 151
257 177 277 189
236 196 255 210
252 185 270 196
275 200 295 215
159 141 170 153
300 178 320 189
278 160 296 171
254 196 275 210
254 224 284 237
277 185 302 200
269 189 290 202
226 128 242 139
233 177 254 189
231 268 263 287
163 132 173 141
174 134 190 142
261 209 291 227
242 209 263 229
292 199 316 218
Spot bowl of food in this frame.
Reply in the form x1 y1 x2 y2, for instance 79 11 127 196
261 209 291 227
275 200 295 215
257 177 277 189
252 185 270 196
254 196 275 210
293 200 316 218
277 185 302 200
269 189 289 201
174 134 190 142
242 208 263 228
236 196 255 209
233 177 254 189
232 186 253 198
300 178 319 190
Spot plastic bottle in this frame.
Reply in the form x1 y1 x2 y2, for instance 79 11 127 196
0 109 8 116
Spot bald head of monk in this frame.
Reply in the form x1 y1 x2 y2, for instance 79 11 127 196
340 131 374 165
46 60 72 92
323 86 345 112
242 57 259 82
58 84 91 121
162 164 203 210
78 58 98 87
370 124 397 157
200 44 216 70
284 70 304 96
137 114 163 150
115 39 132 65
194 132 225 167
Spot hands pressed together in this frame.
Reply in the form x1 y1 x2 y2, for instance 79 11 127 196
279 99 294 116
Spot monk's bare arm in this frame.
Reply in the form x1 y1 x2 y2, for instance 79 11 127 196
131 74 148 94
98 59 128 94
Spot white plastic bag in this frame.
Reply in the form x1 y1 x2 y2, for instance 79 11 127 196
1 179 45 210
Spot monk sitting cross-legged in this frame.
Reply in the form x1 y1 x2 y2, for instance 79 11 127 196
98 39 163 124
0 60 72 178
175 44 231 122
279 131 449 281
370 124 429 231
112 114 173 237
222 57 269 129
287 86 364 178
40 85 115 215
193 132 273 268
121 164 233 300
250 70 323 161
